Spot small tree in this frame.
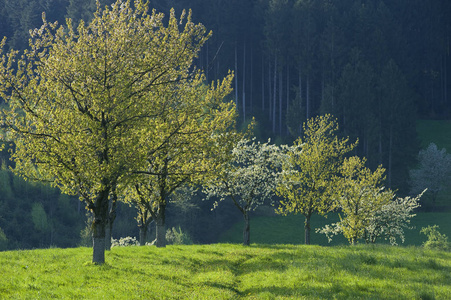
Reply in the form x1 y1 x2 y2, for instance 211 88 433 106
317 156 394 245
276 115 356 244
203 138 282 246
336 156 394 245
409 143 451 210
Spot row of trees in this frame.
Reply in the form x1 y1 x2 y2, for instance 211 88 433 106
207 115 423 246
0 0 439 262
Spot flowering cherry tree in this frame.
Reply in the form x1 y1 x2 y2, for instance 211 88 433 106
203 138 282 245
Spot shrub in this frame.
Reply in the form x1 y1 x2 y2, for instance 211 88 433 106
166 227 193 245
111 236 140 247
420 225 450 251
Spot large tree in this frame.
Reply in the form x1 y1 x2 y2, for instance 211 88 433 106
0 0 214 264
276 114 356 244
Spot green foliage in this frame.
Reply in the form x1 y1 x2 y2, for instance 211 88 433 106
332 156 394 245
79 212 93 247
0 244 450 299
276 114 356 244
165 226 193 245
421 225 450 252
0 227 7 250
31 203 49 232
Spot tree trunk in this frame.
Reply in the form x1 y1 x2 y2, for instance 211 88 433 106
139 223 148 246
105 190 117 251
105 225 111 251
235 43 239 108
269 59 272 120
243 211 250 246
306 75 310 121
279 70 283 134
304 214 311 245
388 125 393 188
242 42 246 121
273 56 277 132
91 187 110 264
155 203 166 248
262 55 265 111
286 66 290 134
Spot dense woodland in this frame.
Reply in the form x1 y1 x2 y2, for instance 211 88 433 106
0 0 450 250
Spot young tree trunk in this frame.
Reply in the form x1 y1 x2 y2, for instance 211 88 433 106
388 125 393 188
242 42 246 121
235 43 239 108
262 55 265 111
286 66 290 134
155 203 166 248
269 59 272 120
279 70 283 134
306 75 310 121
243 211 250 246
304 214 311 245
273 56 277 132
298 67 303 133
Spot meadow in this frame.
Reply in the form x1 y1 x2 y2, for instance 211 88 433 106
0 244 450 299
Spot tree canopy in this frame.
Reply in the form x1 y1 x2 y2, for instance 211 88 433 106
276 114 356 244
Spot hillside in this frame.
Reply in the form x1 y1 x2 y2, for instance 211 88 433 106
0 244 450 299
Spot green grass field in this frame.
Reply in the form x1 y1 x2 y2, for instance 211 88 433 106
219 212 451 247
0 244 450 299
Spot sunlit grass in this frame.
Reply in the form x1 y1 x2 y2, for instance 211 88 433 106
0 244 450 299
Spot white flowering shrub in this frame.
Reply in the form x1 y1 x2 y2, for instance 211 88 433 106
410 143 451 209
111 236 140 247
317 191 423 245
365 192 423 245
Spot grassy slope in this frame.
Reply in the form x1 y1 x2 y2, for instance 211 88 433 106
0 244 450 299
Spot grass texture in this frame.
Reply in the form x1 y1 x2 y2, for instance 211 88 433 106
0 244 450 299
